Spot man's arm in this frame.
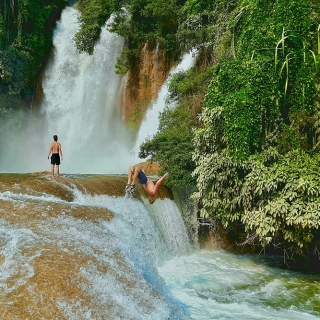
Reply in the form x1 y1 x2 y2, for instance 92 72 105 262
150 172 169 196
47 143 53 159
59 143 63 160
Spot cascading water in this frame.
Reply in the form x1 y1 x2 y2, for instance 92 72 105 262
41 6 131 174
0 6 195 174
0 175 193 319
0 175 319 319
0 6 132 174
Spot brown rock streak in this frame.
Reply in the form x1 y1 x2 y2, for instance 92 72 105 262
121 41 171 126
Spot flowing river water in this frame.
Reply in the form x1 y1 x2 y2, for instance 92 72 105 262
0 4 320 319
0 174 319 319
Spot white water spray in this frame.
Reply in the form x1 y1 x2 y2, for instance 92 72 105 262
0 6 132 173
41 7 132 174
131 51 196 161
0 6 196 174
0 180 193 319
42 8 196 173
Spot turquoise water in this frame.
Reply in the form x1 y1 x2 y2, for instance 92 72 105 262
1 175 320 319
159 250 320 319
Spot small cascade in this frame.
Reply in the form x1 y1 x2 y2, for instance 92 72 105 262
143 198 192 256
172 186 199 246
0 174 192 319
132 50 196 161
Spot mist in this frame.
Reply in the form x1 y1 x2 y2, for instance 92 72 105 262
0 6 195 174
0 7 134 174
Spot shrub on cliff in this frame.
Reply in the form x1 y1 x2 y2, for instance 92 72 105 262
139 104 196 188
192 145 320 257
75 0 182 64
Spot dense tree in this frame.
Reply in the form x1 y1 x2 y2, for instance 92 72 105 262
192 0 320 256
0 0 67 96
75 0 184 70
139 64 213 187
139 103 196 188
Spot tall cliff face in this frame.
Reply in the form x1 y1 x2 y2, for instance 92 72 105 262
121 40 172 127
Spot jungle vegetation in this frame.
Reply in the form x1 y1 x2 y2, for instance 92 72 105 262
0 0 67 100
1 0 320 263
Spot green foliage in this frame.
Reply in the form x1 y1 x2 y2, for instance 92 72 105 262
75 0 182 61
192 142 320 250
139 104 196 188
0 14 5 48
0 47 33 95
17 0 67 60
178 0 236 58
75 0 122 54
0 0 67 95
205 59 281 159
138 64 213 188
192 151 245 226
115 47 131 74
0 93 29 111
168 66 214 98
203 0 319 160
192 0 320 254
241 148 320 249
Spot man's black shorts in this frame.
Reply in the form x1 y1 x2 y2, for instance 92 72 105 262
51 153 60 165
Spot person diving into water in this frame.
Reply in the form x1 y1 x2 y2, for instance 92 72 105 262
125 166 169 204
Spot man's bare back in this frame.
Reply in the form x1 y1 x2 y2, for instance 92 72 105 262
49 141 61 154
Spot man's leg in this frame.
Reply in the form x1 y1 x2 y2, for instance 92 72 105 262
131 167 140 186
127 166 134 184
57 165 60 178
51 164 54 179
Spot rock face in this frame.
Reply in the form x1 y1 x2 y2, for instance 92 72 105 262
120 41 172 127
134 161 160 175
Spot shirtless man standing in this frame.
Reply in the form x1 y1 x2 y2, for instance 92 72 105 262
47 135 63 179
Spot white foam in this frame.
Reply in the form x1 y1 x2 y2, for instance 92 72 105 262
0 223 40 293
1 180 320 319
0 190 67 204
158 250 320 320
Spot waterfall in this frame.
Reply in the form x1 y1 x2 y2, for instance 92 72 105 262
143 198 192 255
0 5 195 174
0 6 132 174
0 175 193 319
0 4 320 319
41 6 132 174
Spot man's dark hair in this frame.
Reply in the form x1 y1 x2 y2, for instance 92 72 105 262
53 135 58 141
149 195 156 204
